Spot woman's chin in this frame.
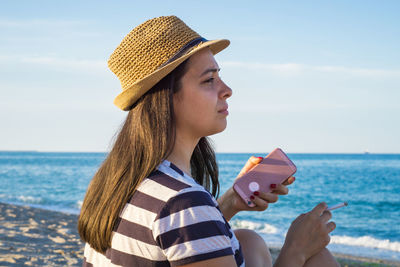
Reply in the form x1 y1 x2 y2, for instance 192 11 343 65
208 123 228 136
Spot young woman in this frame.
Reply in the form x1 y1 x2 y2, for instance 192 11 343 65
78 16 339 267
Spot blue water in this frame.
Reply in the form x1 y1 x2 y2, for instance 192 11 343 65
1 151 399 261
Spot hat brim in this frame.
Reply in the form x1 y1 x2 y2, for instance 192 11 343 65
114 39 230 111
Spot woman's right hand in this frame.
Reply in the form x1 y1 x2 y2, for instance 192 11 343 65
275 202 336 266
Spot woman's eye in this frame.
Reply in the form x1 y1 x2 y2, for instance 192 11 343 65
204 78 214 83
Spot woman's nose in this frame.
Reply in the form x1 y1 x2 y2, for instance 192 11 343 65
220 80 232 99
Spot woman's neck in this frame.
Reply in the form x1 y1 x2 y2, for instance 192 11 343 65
166 134 199 176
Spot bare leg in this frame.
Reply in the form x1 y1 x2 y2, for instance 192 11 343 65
234 229 272 267
304 248 340 267
235 229 339 267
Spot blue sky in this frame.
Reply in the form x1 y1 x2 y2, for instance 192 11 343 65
1 0 399 153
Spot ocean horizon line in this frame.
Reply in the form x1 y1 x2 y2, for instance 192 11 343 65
1 150 400 155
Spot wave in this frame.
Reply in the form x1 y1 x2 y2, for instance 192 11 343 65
331 235 400 252
230 220 400 253
230 219 278 234
17 195 42 204
76 200 83 209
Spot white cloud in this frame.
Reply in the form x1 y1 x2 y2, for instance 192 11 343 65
0 54 106 72
0 18 87 28
21 56 105 69
221 61 400 77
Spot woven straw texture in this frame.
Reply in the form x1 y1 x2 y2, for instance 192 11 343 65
108 16 201 93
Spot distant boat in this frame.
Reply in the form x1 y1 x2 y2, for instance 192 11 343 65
364 150 370 154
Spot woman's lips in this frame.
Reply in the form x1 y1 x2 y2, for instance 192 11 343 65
218 106 229 115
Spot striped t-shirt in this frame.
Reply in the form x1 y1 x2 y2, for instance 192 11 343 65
83 159 244 267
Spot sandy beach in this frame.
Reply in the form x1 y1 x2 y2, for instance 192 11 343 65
0 202 83 266
0 202 399 267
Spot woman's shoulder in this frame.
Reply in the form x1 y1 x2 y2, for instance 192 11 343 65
138 167 216 208
122 165 216 220
111 164 240 267
140 159 215 202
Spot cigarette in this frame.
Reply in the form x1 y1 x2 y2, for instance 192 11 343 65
327 202 348 211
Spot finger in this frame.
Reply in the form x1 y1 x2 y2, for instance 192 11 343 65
326 221 336 233
270 184 288 195
237 156 263 178
320 210 332 223
310 202 327 216
250 195 269 210
282 176 296 185
255 191 279 203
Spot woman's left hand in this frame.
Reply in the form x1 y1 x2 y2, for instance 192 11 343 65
217 156 295 221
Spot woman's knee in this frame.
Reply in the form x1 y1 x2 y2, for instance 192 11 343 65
234 229 272 267
234 229 267 251
304 248 340 267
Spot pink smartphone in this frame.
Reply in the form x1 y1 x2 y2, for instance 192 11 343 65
233 148 297 207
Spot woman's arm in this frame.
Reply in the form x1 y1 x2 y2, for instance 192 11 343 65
178 255 237 267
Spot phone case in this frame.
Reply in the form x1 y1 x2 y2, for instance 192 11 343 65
233 148 297 207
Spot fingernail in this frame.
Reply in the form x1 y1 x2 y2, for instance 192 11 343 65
250 195 255 200
270 184 277 189
254 191 259 196
257 157 263 160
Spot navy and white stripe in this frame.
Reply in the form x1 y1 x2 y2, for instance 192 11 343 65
83 160 244 267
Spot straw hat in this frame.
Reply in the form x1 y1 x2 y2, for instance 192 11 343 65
108 16 230 111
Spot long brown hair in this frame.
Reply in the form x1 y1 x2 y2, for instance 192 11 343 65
78 60 220 253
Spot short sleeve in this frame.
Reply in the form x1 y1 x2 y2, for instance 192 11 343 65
152 189 234 266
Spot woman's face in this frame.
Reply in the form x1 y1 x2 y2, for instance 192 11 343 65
173 48 232 139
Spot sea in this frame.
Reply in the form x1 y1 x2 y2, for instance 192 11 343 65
0 151 399 262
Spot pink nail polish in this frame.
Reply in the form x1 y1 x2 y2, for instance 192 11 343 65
270 184 277 189
257 157 263 160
